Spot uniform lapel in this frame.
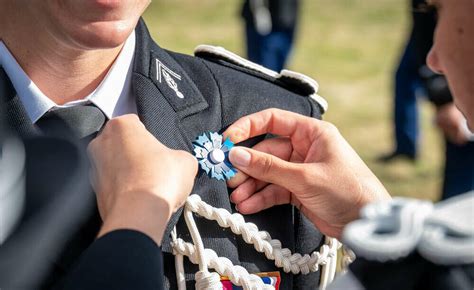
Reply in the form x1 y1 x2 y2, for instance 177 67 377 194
132 19 210 149
0 68 38 137
132 20 212 248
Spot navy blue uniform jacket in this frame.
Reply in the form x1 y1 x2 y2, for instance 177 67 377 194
1 19 325 289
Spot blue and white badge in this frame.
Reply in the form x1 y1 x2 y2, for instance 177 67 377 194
193 132 237 181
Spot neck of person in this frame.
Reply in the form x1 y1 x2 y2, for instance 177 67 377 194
1 26 124 105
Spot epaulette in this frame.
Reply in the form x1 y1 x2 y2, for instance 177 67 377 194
194 45 328 113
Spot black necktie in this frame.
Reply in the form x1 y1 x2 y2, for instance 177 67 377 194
36 105 107 140
32 105 106 288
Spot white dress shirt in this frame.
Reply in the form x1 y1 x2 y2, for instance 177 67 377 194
0 31 137 123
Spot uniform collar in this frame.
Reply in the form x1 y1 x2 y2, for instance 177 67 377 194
132 20 211 250
133 19 208 119
0 31 136 123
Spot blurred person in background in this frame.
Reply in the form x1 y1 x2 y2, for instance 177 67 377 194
378 3 422 162
379 0 474 200
241 0 299 71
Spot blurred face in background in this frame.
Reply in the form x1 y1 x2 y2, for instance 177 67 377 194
1 0 151 49
427 0 474 130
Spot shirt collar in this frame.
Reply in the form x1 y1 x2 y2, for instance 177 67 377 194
0 31 136 123
0 41 56 123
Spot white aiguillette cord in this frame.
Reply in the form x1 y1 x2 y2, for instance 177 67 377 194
170 195 344 290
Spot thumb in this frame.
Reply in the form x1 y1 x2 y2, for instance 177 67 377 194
229 147 303 187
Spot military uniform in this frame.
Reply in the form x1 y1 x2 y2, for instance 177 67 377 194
1 19 327 289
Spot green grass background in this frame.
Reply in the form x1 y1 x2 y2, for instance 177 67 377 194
144 0 443 201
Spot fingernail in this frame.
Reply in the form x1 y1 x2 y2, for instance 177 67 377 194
230 147 251 167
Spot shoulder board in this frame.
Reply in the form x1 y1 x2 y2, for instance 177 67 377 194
194 45 328 113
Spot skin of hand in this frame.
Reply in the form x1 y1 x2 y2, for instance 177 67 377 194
224 109 391 239
435 103 469 145
88 114 198 245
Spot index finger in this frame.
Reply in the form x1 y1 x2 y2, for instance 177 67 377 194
223 108 321 144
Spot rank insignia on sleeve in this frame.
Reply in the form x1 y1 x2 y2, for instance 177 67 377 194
192 132 237 181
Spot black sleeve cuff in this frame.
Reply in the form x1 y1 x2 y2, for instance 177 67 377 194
61 230 164 290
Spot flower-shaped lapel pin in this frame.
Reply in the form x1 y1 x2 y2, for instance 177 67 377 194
193 132 237 181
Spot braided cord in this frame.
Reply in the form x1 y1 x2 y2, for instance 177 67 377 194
171 195 341 289
186 195 338 274
172 238 273 289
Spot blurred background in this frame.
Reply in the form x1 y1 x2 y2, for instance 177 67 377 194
144 0 443 201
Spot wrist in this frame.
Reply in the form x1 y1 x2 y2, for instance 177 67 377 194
355 181 391 216
98 193 173 245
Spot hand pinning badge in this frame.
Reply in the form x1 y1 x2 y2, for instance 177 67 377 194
193 132 237 181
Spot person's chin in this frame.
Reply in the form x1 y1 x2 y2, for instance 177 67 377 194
70 20 136 49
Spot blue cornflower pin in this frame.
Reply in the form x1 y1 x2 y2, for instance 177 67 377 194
193 132 237 181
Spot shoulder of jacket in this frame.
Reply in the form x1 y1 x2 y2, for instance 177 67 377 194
193 44 328 113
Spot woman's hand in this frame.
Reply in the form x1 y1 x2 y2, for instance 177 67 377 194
88 114 198 244
224 109 390 238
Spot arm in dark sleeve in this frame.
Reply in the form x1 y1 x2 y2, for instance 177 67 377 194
61 230 165 290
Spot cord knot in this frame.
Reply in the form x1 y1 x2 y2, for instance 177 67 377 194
195 270 222 290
